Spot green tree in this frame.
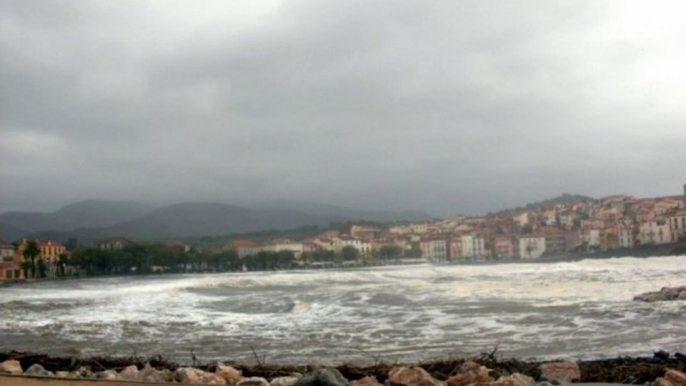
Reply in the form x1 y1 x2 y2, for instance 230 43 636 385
378 245 402 260
403 248 421 259
56 253 69 277
341 246 359 261
276 250 295 269
20 261 31 278
36 257 46 278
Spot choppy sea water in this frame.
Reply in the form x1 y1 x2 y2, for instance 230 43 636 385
0 256 685 364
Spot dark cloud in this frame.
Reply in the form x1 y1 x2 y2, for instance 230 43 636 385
1 0 685 215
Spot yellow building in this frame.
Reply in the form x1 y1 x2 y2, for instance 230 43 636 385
13 239 68 278
36 239 67 263
0 241 24 280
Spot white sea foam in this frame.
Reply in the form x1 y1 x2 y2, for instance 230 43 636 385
0 255 684 363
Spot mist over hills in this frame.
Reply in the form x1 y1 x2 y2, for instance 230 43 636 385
0 200 430 243
0 193 603 244
0 200 158 241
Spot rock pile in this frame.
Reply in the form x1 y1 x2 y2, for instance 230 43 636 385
1 357 684 386
634 286 686 302
649 369 686 386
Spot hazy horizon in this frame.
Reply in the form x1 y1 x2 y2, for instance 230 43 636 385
2 184 684 219
2 1 685 216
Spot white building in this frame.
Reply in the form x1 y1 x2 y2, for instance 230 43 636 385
259 240 304 259
581 229 601 249
410 223 429 234
668 212 686 241
639 220 673 245
618 228 634 248
518 236 546 259
513 212 531 227
333 236 371 255
460 234 486 258
420 238 447 261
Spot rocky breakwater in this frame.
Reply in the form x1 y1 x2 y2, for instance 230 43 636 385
0 358 580 386
634 286 686 302
1 357 685 386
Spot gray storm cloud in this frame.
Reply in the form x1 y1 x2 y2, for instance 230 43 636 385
1 0 685 215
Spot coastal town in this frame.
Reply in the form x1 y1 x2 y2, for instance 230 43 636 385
1 184 685 281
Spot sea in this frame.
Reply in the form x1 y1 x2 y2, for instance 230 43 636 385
0 256 684 365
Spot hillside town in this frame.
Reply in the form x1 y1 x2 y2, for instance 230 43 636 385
1 185 685 281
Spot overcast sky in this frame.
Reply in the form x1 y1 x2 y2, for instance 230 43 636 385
1 0 685 216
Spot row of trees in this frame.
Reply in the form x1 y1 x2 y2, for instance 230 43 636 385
70 244 244 276
19 242 418 279
69 245 301 276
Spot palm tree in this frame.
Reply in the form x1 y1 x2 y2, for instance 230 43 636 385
23 241 40 279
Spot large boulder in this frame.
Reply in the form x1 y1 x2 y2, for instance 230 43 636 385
118 365 139 381
239 377 271 386
634 286 686 302
176 367 227 385
0 360 23 375
296 368 348 386
497 373 535 386
665 369 686 386
446 361 491 386
137 363 174 383
216 363 244 385
271 376 301 386
653 378 674 386
388 366 439 386
538 361 580 383
349 376 382 386
24 364 55 377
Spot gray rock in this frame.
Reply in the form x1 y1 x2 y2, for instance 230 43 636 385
55 371 70 378
24 363 55 377
0 360 23 375
296 368 348 386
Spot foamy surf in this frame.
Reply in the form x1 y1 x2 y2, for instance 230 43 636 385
0 255 684 364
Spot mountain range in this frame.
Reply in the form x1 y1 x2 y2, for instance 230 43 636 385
0 200 430 244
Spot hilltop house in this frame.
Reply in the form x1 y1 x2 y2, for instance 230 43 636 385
94 237 136 250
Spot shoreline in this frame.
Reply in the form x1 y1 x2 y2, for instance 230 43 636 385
1 351 684 384
1 252 684 287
